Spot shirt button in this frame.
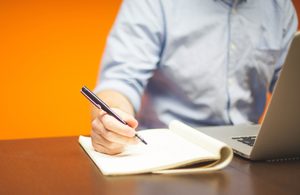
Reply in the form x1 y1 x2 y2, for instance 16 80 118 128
230 43 236 51
232 9 237 14
228 78 234 86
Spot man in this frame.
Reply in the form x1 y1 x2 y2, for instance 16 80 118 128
91 0 298 154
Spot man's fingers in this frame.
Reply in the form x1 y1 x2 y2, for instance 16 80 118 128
101 114 136 137
101 129 138 145
91 130 124 155
91 117 105 135
92 117 138 145
113 109 139 129
91 108 139 155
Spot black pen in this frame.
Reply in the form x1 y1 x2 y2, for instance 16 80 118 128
80 86 147 145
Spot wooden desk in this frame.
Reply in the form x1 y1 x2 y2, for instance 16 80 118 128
1 136 299 195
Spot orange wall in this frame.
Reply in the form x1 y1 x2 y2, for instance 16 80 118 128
0 0 122 140
0 1 299 140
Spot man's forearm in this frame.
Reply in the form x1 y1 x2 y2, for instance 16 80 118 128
91 89 135 119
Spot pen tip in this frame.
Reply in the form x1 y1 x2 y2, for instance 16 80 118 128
142 140 148 145
136 134 147 145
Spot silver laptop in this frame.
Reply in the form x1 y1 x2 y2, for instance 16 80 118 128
197 32 300 161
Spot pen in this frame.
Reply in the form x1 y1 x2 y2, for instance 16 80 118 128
80 86 147 145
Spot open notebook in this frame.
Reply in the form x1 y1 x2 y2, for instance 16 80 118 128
79 120 233 176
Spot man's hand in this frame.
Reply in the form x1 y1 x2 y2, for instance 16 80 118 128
91 108 139 155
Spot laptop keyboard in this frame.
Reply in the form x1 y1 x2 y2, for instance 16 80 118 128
232 136 257 147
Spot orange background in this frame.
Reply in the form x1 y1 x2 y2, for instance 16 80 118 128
0 1 299 140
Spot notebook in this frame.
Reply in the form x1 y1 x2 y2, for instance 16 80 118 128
79 120 233 176
197 32 300 161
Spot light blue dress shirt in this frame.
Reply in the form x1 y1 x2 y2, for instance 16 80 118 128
95 0 298 128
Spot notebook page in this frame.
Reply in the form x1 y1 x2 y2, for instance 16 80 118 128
79 129 218 175
170 120 228 155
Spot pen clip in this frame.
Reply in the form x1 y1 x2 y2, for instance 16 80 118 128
80 89 102 110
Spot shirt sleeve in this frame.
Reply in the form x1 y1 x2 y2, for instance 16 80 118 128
94 0 165 112
269 1 298 92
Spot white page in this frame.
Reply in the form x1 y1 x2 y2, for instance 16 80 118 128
79 129 218 175
170 121 228 154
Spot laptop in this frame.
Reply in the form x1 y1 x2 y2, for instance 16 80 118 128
197 32 300 161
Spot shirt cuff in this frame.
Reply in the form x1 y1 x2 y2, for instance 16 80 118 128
93 80 142 113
